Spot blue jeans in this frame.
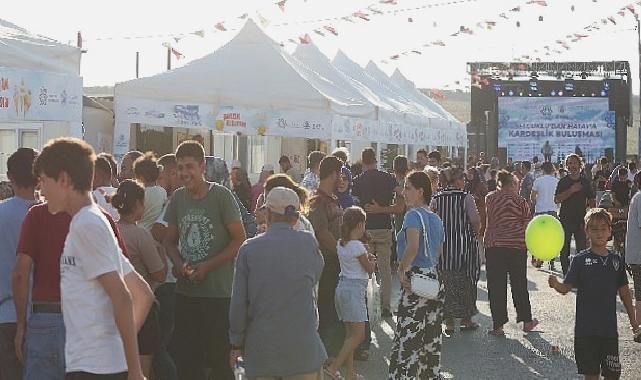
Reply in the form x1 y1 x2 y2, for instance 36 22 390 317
23 313 65 380
152 283 177 380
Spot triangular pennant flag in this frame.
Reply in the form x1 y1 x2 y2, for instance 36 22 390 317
618 10 626 16
451 32 460 37
288 38 297 44
527 0 548 5
257 12 270 27
608 16 617 24
602 18 609 25
342 16 355 23
380 0 397 4
173 37 182 43
574 33 588 38
353 11 370 21
510 6 521 11
499 13 508 19
239 13 249 20
411 50 422 55
381 60 389 64
314 29 325 37
408 17 413 22
171 48 183 60
432 40 446 46
390 54 400 60
627 4 637 14
276 0 286 12
324 26 339 36
299 33 312 44
215 22 227 31
192 30 205 38
368 6 383 15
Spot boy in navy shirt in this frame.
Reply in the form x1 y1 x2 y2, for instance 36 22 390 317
549 208 638 380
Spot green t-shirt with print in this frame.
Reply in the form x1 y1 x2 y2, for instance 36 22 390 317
164 183 241 298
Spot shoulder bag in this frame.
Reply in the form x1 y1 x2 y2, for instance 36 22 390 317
408 209 440 300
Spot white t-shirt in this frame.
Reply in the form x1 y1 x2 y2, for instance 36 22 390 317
337 240 369 280
139 186 167 230
61 203 134 374
93 186 119 222
532 175 559 214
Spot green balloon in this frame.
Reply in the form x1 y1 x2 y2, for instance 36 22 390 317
525 215 565 261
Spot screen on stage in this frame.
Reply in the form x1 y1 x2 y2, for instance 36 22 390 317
498 97 616 163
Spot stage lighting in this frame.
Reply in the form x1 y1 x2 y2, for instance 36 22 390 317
518 91 523 96
501 91 505 96
558 91 563 96
580 71 589 79
600 90 607 97
550 90 556 96
591 93 596 97
508 89 514 96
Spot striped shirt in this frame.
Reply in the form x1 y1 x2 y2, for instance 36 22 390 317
484 189 531 250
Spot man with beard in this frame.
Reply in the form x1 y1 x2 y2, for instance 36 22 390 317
307 156 344 357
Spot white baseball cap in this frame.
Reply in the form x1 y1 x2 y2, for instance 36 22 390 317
265 187 300 215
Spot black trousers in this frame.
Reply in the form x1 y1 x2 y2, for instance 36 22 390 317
318 261 344 356
560 223 587 275
174 295 233 380
66 373 127 380
485 248 533 329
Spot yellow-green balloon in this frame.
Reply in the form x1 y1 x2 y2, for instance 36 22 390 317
525 215 565 261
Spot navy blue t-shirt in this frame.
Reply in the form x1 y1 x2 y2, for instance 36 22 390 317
564 249 628 337
352 169 397 230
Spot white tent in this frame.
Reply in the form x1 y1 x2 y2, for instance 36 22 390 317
390 68 457 122
0 19 80 75
0 19 83 179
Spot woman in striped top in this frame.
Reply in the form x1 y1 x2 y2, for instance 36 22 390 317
431 168 482 333
484 171 539 336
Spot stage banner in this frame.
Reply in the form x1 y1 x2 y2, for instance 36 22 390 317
115 96 213 128
498 97 615 163
214 105 331 139
0 67 82 122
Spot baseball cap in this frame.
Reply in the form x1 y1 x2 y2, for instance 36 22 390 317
231 160 242 169
265 187 300 215
262 164 275 172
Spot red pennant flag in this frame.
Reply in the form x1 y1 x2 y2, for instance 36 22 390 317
314 29 325 37
324 26 338 36
510 6 521 12
276 0 286 12
353 11 370 21
390 54 400 60
430 89 444 99
171 48 183 60
299 34 312 44
608 16 617 24
618 10 626 16
627 4 636 14
215 22 227 31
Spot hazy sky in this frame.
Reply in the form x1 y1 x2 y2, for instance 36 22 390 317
3 0 640 91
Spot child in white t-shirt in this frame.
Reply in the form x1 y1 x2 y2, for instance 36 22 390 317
133 153 167 230
325 207 375 380
34 137 153 380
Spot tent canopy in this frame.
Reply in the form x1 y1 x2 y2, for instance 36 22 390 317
390 68 457 122
116 20 374 118
0 19 80 75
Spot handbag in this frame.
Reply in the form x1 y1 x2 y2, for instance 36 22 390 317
367 272 381 322
408 209 440 300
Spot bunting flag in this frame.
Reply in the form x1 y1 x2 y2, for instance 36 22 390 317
276 0 286 12
408 17 414 22
353 11 370 21
171 48 184 60
368 6 384 15
239 13 249 20
432 40 446 46
461 26 474 34
510 6 521 12
192 30 205 38
499 13 508 19
527 0 548 5
618 10 626 16
411 50 422 54
574 33 588 38
627 4 637 14
215 22 227 31
257 12 270 27
314 29 325 36
324 25 339 36
288 38 297 44
341 16 355 23
380 0 397 3
390 54 400 60
299 33 312 44
430 89 445 99
608 16 617 24
173 37 182 43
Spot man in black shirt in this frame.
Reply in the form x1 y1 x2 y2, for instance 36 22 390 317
611 167 632 207
352 148 398 317
555 154 596 275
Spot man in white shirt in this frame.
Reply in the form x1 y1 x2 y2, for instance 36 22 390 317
34 137 153 380
530 162 560 270
93 155 119 221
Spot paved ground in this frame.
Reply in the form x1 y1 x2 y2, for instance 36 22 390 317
354 264 641 379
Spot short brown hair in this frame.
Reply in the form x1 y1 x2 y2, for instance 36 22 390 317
406 170 433 205
7 148 38 188
134 152 161 183
585 208 612 227
95 156 113 179
319 156 343 180
98 153 118 179
361 147 376 165
158 154 177 170
34 137 96 192
176 140 205 164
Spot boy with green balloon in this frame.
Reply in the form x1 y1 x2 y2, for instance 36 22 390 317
548 209 638 380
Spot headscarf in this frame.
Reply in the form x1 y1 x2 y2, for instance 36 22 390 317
336 166 355 209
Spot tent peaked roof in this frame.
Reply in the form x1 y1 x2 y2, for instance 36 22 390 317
0 18 81 75
117 19 324 108
116 19 373 116
391 68 458 122
293 43 375 118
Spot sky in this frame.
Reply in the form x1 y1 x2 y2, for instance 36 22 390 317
3 0 640 92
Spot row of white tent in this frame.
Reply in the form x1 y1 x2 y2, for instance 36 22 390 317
113 19 466 158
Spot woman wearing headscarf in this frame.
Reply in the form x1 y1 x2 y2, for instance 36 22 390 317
336 165 356 209
431 168 482 333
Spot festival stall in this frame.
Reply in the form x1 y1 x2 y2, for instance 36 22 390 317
0 19 82 179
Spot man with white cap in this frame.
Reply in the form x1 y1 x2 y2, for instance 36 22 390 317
229 187 327 379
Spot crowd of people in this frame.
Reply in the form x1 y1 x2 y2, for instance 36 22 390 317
0 139 640 380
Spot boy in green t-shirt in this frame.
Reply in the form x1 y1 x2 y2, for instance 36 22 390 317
163 141 244 380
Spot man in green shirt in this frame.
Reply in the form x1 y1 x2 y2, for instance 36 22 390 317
163 141 245 380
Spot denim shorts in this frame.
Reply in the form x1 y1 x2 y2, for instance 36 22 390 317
335 277 368 322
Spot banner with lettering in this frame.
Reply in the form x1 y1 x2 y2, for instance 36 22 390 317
0 67 82 122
